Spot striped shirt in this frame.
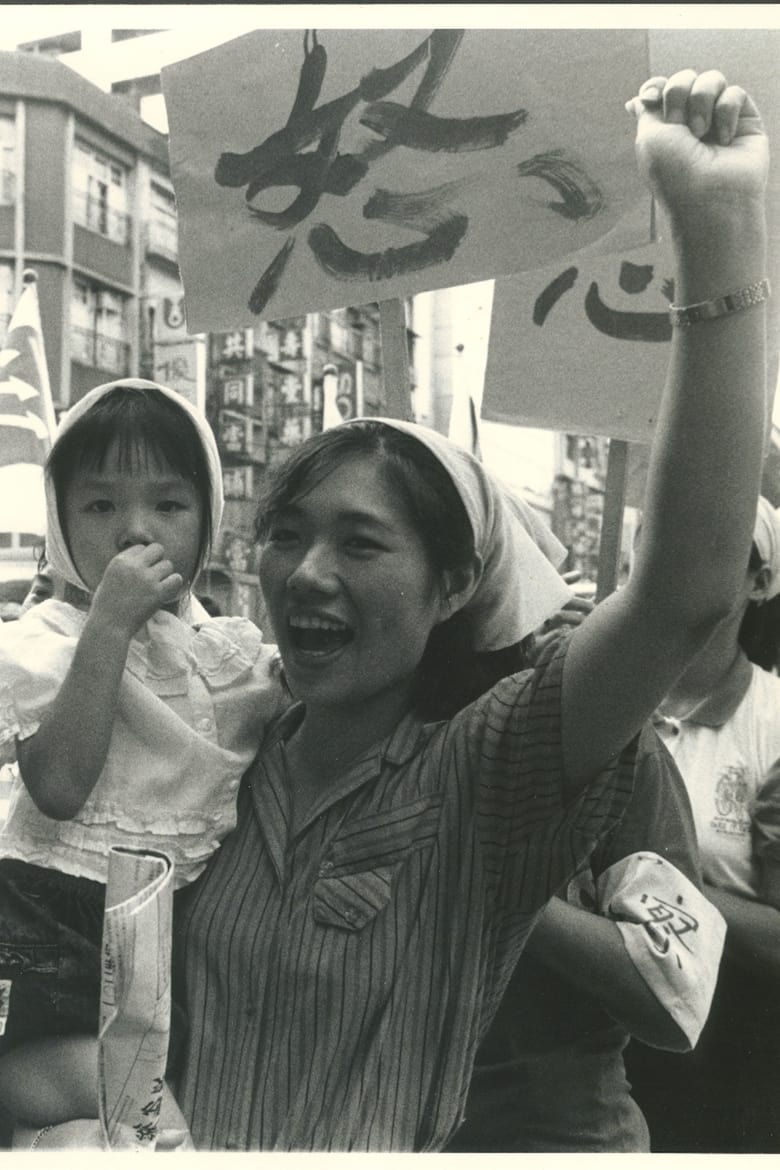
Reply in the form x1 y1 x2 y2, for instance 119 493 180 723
173 638 636 1151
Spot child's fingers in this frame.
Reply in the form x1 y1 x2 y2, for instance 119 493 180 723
159 571 185 601
137 542 167 565
113 542 166 567
155 1127 196 1151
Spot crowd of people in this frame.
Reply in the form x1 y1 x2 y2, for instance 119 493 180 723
0 66 776 1153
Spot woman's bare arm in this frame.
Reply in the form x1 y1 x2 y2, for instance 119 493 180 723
563 71 769 788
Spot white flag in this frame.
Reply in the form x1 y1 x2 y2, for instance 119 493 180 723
0 272 56 534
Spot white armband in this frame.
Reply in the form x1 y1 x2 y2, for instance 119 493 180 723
570 851 726 1047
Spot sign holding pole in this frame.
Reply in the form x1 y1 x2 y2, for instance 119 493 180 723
596 439 630 602
378 298 413 421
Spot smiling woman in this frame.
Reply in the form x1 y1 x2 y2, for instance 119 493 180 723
257 440 474 744
173 417 627 1150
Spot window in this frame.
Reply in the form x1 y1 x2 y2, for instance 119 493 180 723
328 309 350 355
70 277 130 374
0 116 15 204
361 317 379 369
315 312 330 347
72 141 130 245
147 182 178 259
151 183 176 220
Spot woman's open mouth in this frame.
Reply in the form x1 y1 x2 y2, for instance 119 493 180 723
287 614 354 656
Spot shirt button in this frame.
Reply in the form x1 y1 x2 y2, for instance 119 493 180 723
197 717 213 733
343 909 358 925
320 859 334 874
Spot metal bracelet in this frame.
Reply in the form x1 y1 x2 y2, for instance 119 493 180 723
669 277 771 327
30 1125 54 1150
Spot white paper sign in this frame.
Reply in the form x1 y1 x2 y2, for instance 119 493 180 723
482 232 675 444
162 27 651 332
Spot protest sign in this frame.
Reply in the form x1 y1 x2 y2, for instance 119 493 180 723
482 229 674 444
162 27 651 333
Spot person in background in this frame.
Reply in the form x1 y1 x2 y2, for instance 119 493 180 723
18 552 59 615
625 496 780 1153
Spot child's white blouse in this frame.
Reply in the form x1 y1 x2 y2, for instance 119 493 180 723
0 599 287 888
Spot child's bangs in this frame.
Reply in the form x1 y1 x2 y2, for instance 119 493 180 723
69 406 200 483
52 387 205 486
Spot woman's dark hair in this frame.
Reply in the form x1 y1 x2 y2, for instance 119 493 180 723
46 384 213 571
255 420 528 719
739 541 780 671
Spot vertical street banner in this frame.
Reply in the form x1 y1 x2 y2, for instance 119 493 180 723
153 294 199 407
0 272 57 534
161 27 651 333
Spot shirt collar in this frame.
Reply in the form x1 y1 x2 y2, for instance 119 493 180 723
263 702 428 768
256 704 430 838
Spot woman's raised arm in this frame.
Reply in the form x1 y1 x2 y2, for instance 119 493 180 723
563 70 770 787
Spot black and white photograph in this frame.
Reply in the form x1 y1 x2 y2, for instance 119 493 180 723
0 4 777 1162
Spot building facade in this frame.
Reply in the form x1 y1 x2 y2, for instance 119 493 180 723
0 48 201 595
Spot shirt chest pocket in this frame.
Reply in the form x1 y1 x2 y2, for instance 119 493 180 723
312 794 444 931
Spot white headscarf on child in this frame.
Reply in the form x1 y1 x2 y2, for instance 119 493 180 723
753 495 780 600
45 378 224 593
363 418 573 651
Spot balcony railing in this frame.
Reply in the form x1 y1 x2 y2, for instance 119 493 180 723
72 324 131 375
72 190 131 246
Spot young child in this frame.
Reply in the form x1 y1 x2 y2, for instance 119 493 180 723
0 378 288 1136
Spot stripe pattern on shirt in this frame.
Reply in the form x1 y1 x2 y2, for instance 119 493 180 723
174 637 636 1151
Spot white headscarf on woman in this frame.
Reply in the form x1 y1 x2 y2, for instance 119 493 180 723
44 379 224 596
753 495 780 600
367 418 573 651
